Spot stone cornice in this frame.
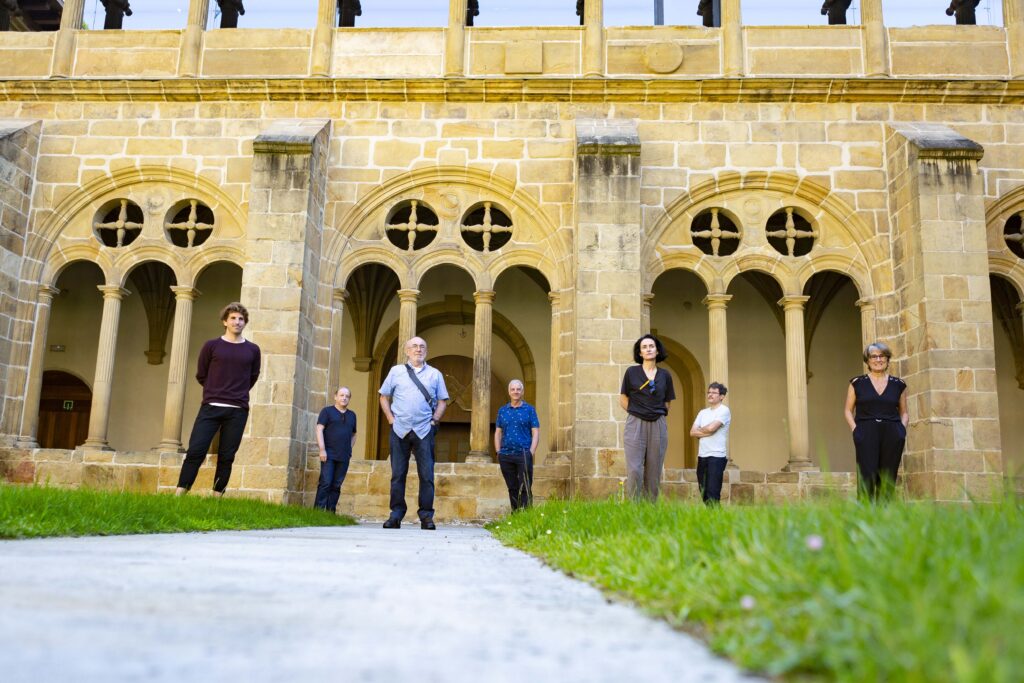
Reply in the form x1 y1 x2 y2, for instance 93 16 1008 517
3 78 1024 104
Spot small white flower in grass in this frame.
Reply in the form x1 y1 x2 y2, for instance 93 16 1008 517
740 595 756 611
805 534 824 551
546 529 552 535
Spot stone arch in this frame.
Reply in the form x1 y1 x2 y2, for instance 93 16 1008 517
656 334 706 468
487 250 559 293
113 246 187 288
645 253 716 294
989 257 1024 299
796 256 870 299
337 247 415 290
186 247 247 287
721 255 795 293
986 183 1024 256
413 249 487 290
41 246 116 287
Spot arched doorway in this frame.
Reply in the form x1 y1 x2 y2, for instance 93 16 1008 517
38 371 92 449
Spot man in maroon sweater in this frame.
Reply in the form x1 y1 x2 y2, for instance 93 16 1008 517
175 302 261 496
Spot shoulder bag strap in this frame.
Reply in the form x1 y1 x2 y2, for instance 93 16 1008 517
405 363 437 410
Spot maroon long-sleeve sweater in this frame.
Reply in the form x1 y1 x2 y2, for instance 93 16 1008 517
196 337 261 409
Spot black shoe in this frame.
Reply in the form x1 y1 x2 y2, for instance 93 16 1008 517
420 519 436 530
383 518 401 529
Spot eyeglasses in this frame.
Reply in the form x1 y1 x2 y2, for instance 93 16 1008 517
868 354 887 360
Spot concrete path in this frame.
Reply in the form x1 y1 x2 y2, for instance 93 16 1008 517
0 524 761 683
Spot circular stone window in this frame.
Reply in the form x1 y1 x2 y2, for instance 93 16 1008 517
164 200 215 248
386 200 439 251
460 202 513 253
93 199 144 248
690 208 740 256
766 207 817 257
1004 212 1024 259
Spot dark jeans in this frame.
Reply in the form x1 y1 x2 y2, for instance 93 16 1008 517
498 452 534 511
314 457 351 513
697 456 727 505
854 420 906 501
388 427 436 522
177 404 249 493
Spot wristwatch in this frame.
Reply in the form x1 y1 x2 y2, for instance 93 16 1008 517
430 419 439 426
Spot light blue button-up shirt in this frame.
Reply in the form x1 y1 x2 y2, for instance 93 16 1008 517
379 363 450 439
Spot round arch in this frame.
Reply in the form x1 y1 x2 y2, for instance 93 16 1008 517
42 247 115 287
113 247 187 288
657 334 706 468
338 248 413 290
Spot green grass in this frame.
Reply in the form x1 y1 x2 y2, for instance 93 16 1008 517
0 484 355 539
488 498 1024 683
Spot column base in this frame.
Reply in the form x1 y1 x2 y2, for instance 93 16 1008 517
80 440 112 451
464 451 493 464
783 460 818 473
153 441 184 454
13 437 38 449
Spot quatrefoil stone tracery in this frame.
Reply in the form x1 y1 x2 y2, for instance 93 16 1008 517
691 208 740 257
461 202 513 253
94 199 143 248
766 207 818 257
165 200 214 248
1005 211 1024 259
387 200 439 252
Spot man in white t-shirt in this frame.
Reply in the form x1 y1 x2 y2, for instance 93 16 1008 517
690 382 731 505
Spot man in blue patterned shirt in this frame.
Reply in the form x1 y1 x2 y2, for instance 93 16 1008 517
493 379 540 511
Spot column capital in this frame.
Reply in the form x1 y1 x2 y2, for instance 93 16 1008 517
855 297 876 310
547 290 560 307
642 292 654 305
170 285 200 301
703 293 732 309
778 295 810 310
332 287 348 306
37 285 60 304
97 285 130 301
1016 301 1024 316
473 289 496 305
397 288 420 303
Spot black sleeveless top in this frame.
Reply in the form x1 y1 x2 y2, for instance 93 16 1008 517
850 374 906 422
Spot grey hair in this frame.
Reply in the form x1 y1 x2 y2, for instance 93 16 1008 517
508 379 524 390
863 342 892 363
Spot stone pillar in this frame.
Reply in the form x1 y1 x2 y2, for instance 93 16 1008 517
641 293 654 333
547 291 560 455
703 293 731 388
856 297 877 356
884 123 1002 501
177 0 210 78
156 286 198 451
779 295 813 472
310 0 336 77
327 288 347 403
721 0 743 77
16 285 59 448
466 289 495 463
444 0 468 77
1006 0 1024 78
51 0 86 78
82 286 129 450
861 0 889 78
243 119 332 503
396 288 419 364
574 119 641 494
583 0 604 78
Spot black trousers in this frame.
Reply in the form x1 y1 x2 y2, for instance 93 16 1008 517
388 427 435 522
498 452 534 511
853 420 906 500
176 404 249 493
314 457 351 513
696 456 727 505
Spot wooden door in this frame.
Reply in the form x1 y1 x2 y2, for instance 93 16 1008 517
37 371 92 450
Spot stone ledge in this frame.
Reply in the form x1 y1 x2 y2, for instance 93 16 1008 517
888 122 985 160
253 119 331 155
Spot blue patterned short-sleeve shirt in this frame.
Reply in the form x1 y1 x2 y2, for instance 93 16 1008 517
495 401 540 457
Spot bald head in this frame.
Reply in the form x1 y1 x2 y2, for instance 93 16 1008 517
404 336 427 367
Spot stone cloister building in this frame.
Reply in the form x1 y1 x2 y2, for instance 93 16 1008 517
0 1 1022 518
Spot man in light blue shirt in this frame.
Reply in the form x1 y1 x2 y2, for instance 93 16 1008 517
379 336 449 530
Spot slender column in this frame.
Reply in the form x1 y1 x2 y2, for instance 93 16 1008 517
51 0 86 78
177 0 210 77
1006 0 1024 78
855 297 876 356
16 286 60 448
721 0 743 77
396 288 419 364
444 0 468 77
583 0 604 78
82 286 129 450
466 290 495 463
310 0 336 77
861 0 889 78
327 288 348 403
779 295 813 472
703 294 731 389
547 291 560 454
156 286 199 451
641 293 654 333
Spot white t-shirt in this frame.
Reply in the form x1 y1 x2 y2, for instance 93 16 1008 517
693 404 731 458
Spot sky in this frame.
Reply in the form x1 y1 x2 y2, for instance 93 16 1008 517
87 1 1005 31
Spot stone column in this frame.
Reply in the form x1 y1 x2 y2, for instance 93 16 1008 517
583 0 604 78
327 288 347 403
82 286 129 450
641 293 654 333
310 0 337 77
884 123 1002 501
861 0 889 78
721 0 743 77
574 119 641 493
855 297 876 356
16 285 60 448
51 0 86 77
547 291 560 455
444 0 468 77
177 0 210 77
703 293 731 388
156 286 198 451
466 289 495 463
396 288 419 364
1006 0 1024 78
779 295 813 472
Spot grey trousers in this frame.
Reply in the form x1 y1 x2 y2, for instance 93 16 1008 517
624 414 668 500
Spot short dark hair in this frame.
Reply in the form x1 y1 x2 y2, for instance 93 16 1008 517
633 334 667 363
708 382 728 396
219 302 249 323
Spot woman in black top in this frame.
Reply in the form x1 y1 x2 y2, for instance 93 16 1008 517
618 334 675 500
843 342 909 500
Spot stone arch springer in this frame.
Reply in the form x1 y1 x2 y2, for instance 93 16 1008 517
327 165 570 292
986 184 1024 262
643 172 878 298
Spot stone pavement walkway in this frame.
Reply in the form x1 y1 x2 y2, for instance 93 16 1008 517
0 524 762 683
